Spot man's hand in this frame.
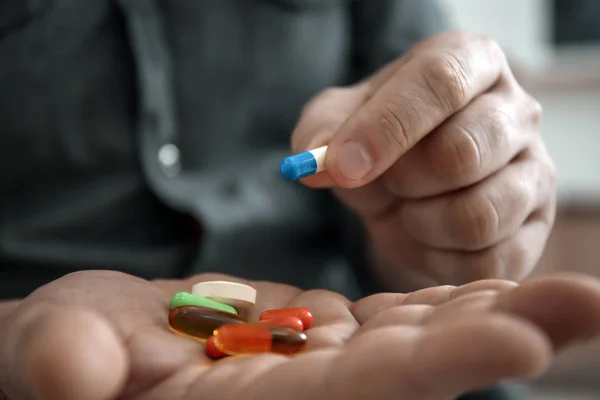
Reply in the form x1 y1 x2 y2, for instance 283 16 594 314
2 271 600 400
291 30 556 289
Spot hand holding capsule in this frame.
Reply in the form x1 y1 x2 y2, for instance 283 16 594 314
289 30 555 290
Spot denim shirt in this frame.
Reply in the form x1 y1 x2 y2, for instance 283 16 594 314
0 0 449 299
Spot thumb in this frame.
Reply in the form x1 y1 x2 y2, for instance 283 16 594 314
0 303 128 400
289 86 367 188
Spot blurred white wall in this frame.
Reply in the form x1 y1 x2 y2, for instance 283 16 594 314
442 0 553 68
539 92 600 202
442 0 600 203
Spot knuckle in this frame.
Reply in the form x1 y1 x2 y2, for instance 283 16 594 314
428 123 482 184
437 29 477 49
480 35 505 58
513 177 535 212
421 52 471 112
504 165 535 212
486 106 517 141
451 193 500 249
378 100 412 150
452 29 477 42
430 106 513 184
477 34 508 68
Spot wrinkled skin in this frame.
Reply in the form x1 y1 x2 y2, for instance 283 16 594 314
1 271 600 400
292 30 556 289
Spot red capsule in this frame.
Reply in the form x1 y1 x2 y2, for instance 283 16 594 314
259 308 314 329
213 323 307 356
260 315 304 331
205 336 228 359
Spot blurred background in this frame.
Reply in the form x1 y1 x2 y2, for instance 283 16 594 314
443 1 600 399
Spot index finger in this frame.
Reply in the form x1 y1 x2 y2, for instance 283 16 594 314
326 32 510 188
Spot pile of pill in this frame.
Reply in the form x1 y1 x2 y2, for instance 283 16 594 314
168 281 313 359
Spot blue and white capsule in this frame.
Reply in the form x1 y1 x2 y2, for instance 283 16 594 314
280 146 328 181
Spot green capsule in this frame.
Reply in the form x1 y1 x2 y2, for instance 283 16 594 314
169 292 238 315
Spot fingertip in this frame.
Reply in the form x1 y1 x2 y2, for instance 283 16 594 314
25 307 129 400
520 272 600 293
420 315 552 396
497 273 600 348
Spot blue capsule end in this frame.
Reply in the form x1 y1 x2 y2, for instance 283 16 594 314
280 151 318 181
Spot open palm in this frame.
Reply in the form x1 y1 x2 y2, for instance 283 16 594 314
1 271 600 400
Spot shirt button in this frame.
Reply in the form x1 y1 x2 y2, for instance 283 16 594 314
158 143 181 177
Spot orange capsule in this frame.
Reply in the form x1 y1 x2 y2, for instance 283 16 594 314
213 323 307 356
205 336 228 359
259 308 314 330
260 315 304 331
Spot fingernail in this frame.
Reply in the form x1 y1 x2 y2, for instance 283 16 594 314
336 141 372 181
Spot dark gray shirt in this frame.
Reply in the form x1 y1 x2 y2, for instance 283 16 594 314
0 0 449 299
0 3 529 398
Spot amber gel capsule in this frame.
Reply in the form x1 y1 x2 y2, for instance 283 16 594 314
168 306 246 340
213 323 308 355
